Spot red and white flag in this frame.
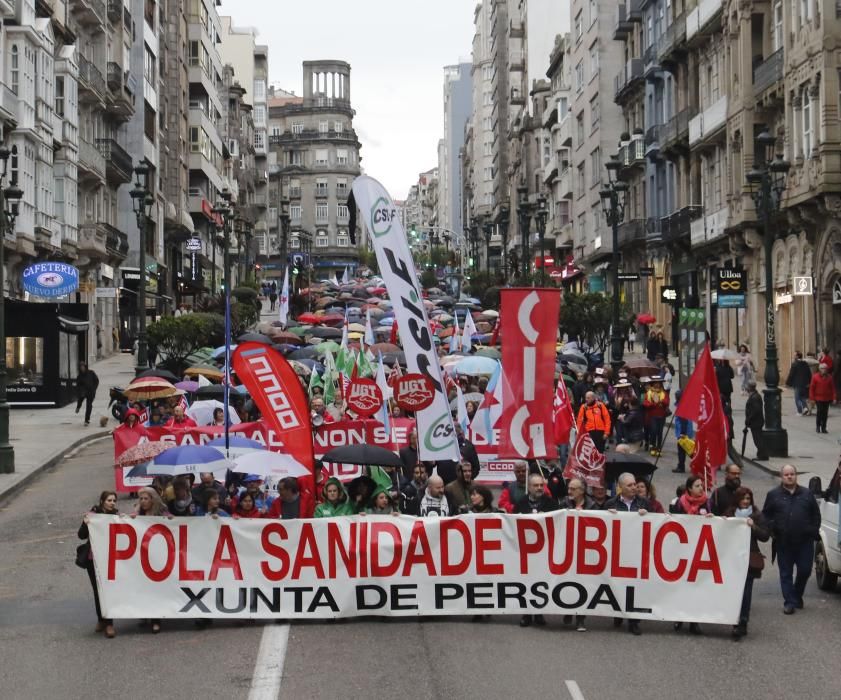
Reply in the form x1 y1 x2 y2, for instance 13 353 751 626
563 431 606 487
553 381 575 445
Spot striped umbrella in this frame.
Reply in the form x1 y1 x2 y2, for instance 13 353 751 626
114 441 171 468
124 376 181 400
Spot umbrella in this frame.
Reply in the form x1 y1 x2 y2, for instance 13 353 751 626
207 436 265 458
427 287 443 296
270 331 303 345
197 385 226 400
382 351 406 366
475 347 501 359
319 314 345 325
558 352 587 365
175 380 200 393
289 360 312 376
297 313 322 324
348 322 366 333
438 327 455 338
232 451 311 478
371 342 399 353
296 359 325 372
377 317 395 327
315 297 336 308
623 358 660 377
114 441 172 468
309 327 342 338
184 364 224 381
481 309 499 318
637 313 657 325
604 452 657 484
125 377 180 401
315 341 341 355
211 344 239 359
186 399 242 426
475 321 493 333
152 445 232 477
238 332 273 345
186 349 214 365
454 356 499 376
137 367 180 383
322 444 403 467
450 392 484 409
289 346 319 360
711 348 739 361
368 308 386 319
288 326 311 337
273 343 299 354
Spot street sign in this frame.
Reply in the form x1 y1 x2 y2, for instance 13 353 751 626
617 272 640 281
661 285 678 303
95 287 118 298
715 267 746 308
185 237 202 251
793 276 813 295
639 267 655 277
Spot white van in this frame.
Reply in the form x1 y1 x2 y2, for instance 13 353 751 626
811 476 841 591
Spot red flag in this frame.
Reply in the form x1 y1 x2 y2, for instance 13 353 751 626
553 381 575 445
232 342 315 512
498 288 561 459
675 343 729 486
490 318 500 346
387 361 403 389
389 319 398 345
563 431 605 487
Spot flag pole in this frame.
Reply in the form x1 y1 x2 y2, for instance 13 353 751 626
224 283 231 456
652 411 677 471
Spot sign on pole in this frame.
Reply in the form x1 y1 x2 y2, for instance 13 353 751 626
792 276 813 295
715 267 746 308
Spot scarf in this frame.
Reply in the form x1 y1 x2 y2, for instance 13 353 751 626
734 507 753 518
679 491 708 515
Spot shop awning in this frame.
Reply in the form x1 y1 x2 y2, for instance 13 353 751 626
58 315 89 334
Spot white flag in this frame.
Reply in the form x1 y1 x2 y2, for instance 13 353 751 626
449 313 460 354
364 308 375 347
455 384 469 433
462 310 477 352
340 307 349 350
278 266 290 327
342 266 350 285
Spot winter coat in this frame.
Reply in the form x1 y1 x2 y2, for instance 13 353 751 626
786 360 813 391
809 372 836 403
576 401 611 434
499 480 527 514
444 479 471 511
762 485 821 546
76 369 99 398
646 337 668 361
604 494 650 512
514 494 559 514
744 507 771 575
642 388 669 419
313 477 355 517
560 495 596 510
715 363 734 396
709 483 741 516
745 391 764 429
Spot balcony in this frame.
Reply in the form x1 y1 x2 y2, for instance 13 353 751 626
288 186 302 199
690 205 729 247
510 87 525 105
627 0 643 21
689 95 728 146
315 186 329 199
336 185 349 199
558 168 572 200
645 124 661 157
753 48 784 96
614 59 643 100
510 19 524 39
106 62 122 92
267 129 358 145
619 138 646 168
78 55 106 103
96 138 133 184
661 206 703 243
617 218 646 247
509 50 525 72
100 221 129 258
646 217 663 244
78 139 106 182
107 0 122 24
662 108 690 151
557 113 572 147
659 13 687 65
70 0 106 27
686 0 724 43
643 44 661 79
614 4 633 40
78 223 108 260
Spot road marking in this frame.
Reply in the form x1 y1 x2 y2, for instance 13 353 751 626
565 680 586 700
248 623 290 700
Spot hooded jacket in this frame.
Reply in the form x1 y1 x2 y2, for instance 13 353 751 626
314 477 355 517
366 486 397 515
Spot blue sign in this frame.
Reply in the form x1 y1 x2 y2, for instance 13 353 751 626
717 294 746 309
22 262 80 298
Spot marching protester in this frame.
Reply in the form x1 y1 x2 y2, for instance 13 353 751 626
75 361 100 426
192 472 228 509
709 463 743 516
78 492 118 638
499 461 528 513
463 485 501 514
366 486 398 515
642 376 669 457
197 489 230 517
576 390 611 453
514 473 558 514
809 362 835 433
670 475 710 635
444 461 474 511
417 475 451 517
559 477 592 632
401 464 429 516
724 487 770 640
268 478 305 519
636 479 664 513
166 477 197 516
399 430 421 479
167 405 197 428
233 492 263 518
314 477 354 517
762 465 821 614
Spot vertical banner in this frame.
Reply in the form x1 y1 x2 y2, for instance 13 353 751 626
231 342 314 471
351 175 459 461
498 288 561 459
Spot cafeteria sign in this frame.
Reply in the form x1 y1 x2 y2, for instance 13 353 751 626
22 262 80 298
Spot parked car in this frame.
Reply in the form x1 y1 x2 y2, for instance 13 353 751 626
810 476 841 591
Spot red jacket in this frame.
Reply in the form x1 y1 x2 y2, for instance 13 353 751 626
809 372 837 402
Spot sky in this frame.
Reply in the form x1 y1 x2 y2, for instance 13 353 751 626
220 0 477 200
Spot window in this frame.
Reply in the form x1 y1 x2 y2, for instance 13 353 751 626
316 231 329 247
254 79 266 100
589 44 599 78
253 131 264 150
483 140 493 156
590 148 601 185
590 94 600 129
558 96 569 119
543 138 551 166
483 90 492 106
291 122 304 134
482 64 493 81
253 105 265 126
483 166 493 181
336 149 348 165
337 232 349 247
336 177 348 195
482 116 492 131
290 204 302 221
575 62 584 92
10 45 18 95
576 112 584 146
315 178 328 196
316 203 329 220
55 76 64 116
802 87 812 155
334 121 344 133
288 151 302 166
589 0 597 26
6 337 44 386
290 235 300 249
289 178 301 197
314 149 328 165
577 163 585 197
319 121 329 133
773 1 783 51
337 204 349 220
144 44 156 86
575 11 583 40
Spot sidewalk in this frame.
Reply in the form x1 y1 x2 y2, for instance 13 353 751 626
0 352 136 504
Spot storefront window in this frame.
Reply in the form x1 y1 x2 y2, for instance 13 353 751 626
6 337 44 386
58 331 78 380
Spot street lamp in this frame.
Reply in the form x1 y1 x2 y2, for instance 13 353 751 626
0 146 22 474
535 195 549 286
746 128 791 457
130 162 154 375
212 188 234 298
279 197 290 266
483 220 492 274
469 223 479 274
499 205 510 282
600 153 628 375
517 185 532 280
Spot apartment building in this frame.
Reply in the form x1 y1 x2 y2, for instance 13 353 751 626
267 61 362 281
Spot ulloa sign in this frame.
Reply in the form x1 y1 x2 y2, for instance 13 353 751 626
22 262 80 298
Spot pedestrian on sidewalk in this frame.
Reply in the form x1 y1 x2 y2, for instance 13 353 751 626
627 317 636 352
75 362 99 426
715 358 734 408
646 331 668 361
786 351 814 415
809 363 835 433
78 491 118 638
745 381 768 460
762 465 821 615
736 344 756 395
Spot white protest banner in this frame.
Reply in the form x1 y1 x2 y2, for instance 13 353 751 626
88 511 749 623
351 176 460 462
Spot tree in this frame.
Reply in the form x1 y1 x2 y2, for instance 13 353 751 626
356 246 379 274
419 268 437 290
559 292 630 354
147 313 220 373
195 293 259 333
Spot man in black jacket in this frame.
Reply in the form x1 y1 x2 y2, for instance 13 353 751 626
709 463 743 515
75 362 99 426
714 359 734 407
762 464 821 614
399 431 420 480
744 381 768 460
785 351 814 416
400 464 428 516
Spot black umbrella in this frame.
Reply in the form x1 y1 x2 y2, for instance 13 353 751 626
196 385 226 400
137 367 180 383
322 444 403 467
309 327 342 338
604 452 657 485
288 346 319 360
381 351 406 366
238 332 273 345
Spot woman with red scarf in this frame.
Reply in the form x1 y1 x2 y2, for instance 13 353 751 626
671 474 710 634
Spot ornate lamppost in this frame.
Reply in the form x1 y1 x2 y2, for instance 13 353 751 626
600 154 628 375
129 162 154 375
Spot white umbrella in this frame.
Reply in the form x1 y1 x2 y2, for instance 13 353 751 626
186 399 242 426
711 348 739 362
232 451 311 479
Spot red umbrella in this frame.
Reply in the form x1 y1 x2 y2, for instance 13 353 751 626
370 287 387 295
438 327 455 338
271 330 304 344
115 441 171 468
637 313 656 325
297 313 321 324
320 314 345 326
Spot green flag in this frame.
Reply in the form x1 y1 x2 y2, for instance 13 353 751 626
323 350 337 404
356 347 374 378
307 367 323 396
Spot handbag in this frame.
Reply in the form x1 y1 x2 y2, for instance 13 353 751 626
75 542 91 569
748 550 765 577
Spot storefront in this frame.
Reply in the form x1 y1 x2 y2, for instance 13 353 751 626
5 299 89 407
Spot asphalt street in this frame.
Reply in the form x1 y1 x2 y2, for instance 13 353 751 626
0 439 839 700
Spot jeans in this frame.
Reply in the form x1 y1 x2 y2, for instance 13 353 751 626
647 417 665 449
815 401 829 431
738 574 755 625
86 562 111 624
676 443 687 471
557 442 570 468
76 395 94 423
776 540 814 608
794 387 807 414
